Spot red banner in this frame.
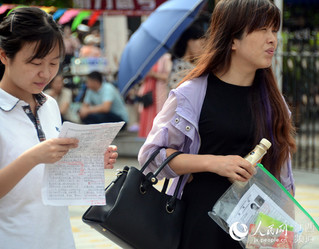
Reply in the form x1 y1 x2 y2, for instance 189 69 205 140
73 0 167 15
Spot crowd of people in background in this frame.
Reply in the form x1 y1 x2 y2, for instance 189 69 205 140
49 22 206 139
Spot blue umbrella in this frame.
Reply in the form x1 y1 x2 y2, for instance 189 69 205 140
117 0 206 96
53 8 66 21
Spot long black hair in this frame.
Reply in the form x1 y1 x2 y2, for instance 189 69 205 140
0 7 65 80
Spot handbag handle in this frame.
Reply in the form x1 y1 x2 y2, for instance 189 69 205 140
139 149 184 214
156 152 184 213
140 147 164 173
141 148 182 178
153 151 183 177
166 175 184 213
142 150 183 185
140 150 183 193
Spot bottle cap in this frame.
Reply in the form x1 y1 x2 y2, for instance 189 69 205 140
260 138 272 149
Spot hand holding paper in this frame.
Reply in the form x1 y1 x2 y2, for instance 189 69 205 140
42 121 124 206
104 145 118 169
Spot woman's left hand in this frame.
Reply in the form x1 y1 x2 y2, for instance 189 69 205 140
104 145 118 169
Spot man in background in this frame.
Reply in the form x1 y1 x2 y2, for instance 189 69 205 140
79 71 128 127
45 73 74 122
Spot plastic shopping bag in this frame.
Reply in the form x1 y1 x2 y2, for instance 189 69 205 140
208 164 319 249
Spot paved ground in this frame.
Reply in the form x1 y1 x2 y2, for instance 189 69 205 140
69 157 319 249
69 157 138 249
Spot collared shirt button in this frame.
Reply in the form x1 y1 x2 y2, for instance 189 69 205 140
175 118 180 123
185 126 191 131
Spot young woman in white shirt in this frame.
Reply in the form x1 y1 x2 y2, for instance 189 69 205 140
0 7 117 249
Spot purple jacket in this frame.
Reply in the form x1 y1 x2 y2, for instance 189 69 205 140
138 75 295 197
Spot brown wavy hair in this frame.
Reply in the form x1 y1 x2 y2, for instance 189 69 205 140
182 0 296 180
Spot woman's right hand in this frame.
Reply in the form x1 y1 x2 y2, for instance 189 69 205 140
165 149 254 182
24 137 79 165
0 138 79 198
208 155 255 182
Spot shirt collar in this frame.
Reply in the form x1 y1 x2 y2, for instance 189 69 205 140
34 92 47 106
0 89 47 112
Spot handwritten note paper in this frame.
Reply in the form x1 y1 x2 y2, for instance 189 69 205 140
42 121 124 206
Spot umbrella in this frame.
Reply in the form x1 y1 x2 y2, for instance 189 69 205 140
0 4 15 15
58 9 80 25
117 0 206 96
53 8 66 21
71 10 92 31
88 10 103 27
40 6 57 14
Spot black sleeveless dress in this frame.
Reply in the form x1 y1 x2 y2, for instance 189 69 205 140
179 74 255 249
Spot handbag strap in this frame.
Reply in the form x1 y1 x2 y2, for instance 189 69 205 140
161 178 170 193
141 150 183 194
140 147 163 173
139 150 185 213
141 148 183 178
166 175 184 213
153 151 183 178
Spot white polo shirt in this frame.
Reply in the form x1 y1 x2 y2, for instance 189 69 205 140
0 89 75 249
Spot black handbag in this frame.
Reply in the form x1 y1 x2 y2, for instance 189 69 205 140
140 91 153 108
136 91 153 108
82 149 185 249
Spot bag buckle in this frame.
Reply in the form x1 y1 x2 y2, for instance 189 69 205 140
166 203 175 214
116 167 129 177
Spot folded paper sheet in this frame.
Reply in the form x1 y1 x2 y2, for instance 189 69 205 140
42 121 124 206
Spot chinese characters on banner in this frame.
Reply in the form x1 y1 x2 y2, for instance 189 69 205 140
73 0 167 15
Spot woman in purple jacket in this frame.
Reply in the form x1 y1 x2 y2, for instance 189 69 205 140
138 0 296 248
